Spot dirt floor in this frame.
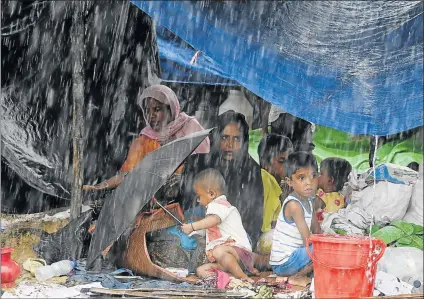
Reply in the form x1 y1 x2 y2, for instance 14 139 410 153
1 212 69 264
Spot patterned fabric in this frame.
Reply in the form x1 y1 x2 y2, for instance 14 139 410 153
316 188 345 213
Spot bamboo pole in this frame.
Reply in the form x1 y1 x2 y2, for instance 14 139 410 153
70 2 85 220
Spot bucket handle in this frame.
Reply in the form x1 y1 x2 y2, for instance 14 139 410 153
305 237 386 270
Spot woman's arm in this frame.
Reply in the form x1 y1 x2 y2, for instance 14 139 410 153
82 137 150 191
82 174 126 191
181 215 221 235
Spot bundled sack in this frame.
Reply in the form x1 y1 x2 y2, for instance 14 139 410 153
256 229 274 254
366 163 419 185
403 161 423 226
321 205 373 235
350 181 413 223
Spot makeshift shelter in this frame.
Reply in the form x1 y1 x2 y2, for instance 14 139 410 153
1 1 159 213
1 1 423 297
1 1 423 215
133 1 423 136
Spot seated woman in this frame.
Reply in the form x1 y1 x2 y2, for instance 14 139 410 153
181 111 264 249
256 134 294 254
81 85 209 270
82 84 210 192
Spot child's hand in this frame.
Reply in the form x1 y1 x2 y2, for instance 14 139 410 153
181 223 194 235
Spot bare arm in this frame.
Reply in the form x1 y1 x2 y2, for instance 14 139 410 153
312 197 323 234
314 196 326 210
311 203 322 234
285 201 311 245
82 173 126 191
181 215 221 235
82 137 145 191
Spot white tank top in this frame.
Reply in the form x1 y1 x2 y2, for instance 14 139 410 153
269 195 313 266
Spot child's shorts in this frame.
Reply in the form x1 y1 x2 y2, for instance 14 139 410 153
272 245 312 276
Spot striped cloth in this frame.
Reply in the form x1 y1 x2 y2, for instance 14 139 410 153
269 195 314 266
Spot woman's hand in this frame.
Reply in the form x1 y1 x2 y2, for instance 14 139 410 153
181 223 194 235
82 184 103 191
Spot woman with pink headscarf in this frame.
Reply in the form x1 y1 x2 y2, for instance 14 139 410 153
83 84 210 191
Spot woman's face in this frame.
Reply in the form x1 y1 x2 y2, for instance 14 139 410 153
144 98 172 132
219 123 243 161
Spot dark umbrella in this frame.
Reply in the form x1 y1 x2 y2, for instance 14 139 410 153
86 129 212 267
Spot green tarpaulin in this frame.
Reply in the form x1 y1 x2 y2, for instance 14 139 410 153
248 127 423 172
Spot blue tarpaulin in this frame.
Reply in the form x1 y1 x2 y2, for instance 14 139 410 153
132 1 423 136
156 26 237 86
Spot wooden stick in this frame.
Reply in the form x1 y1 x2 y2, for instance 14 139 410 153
70 1 85 220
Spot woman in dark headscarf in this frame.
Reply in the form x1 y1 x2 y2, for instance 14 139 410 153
181 111 264 248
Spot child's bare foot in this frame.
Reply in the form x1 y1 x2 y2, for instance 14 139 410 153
288 275 311 287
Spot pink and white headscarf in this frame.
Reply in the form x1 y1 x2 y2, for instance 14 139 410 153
138 84 210 154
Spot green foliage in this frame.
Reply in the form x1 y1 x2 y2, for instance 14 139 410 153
334 228 347 235
372 221 424 251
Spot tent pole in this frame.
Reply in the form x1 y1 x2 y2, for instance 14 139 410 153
70 2 85 220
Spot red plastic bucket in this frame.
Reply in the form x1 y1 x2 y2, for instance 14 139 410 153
306 234 386 298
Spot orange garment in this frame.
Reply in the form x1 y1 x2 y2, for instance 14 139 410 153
120 135 184 174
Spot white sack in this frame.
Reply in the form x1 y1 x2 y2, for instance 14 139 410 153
321 205 373 235
350 181 413 223
403 161 423 226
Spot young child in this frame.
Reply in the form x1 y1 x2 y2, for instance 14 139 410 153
181 168 258 283
316 158 352 215
269 152 321 287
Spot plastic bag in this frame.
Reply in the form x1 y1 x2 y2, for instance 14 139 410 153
374 271 413 296
403 162 423 226
377 247 423 293
256 230 274 254
366 163 420 185
351 181 413 223
33 210 94 264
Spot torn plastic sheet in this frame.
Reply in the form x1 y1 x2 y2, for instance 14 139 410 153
0 282 104 298
1 1 160 211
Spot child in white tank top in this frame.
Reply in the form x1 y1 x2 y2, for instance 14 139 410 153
270 152 321 287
